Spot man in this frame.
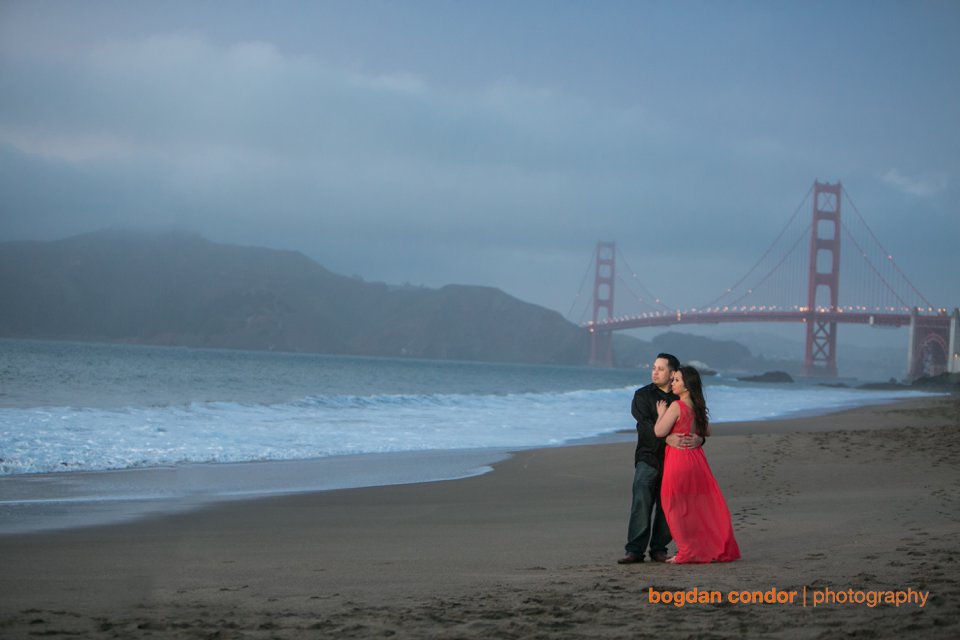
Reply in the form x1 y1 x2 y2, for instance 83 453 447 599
618 353 703 564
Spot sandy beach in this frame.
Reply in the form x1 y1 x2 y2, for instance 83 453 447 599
1 394 958 639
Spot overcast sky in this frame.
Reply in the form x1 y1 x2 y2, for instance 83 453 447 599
1 1 957 337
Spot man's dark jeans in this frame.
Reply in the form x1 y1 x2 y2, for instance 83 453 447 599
625 461 671 558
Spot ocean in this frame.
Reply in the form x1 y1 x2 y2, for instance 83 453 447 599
0 339 939 533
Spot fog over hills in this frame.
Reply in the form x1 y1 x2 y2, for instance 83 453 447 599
0 231 908 378
0 231 593 364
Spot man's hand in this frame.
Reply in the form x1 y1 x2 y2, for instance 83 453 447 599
665 433 704 449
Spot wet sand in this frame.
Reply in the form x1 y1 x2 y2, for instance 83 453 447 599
1 394 958 639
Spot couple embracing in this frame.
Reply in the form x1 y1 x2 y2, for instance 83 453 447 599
618 353 740 565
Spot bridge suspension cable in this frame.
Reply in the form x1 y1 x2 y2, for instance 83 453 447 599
615 246 673 313
567 246 598 324
701 184 814 310
577 182 946 322
577 180 956 378
723 221 811 309
841 188 934 311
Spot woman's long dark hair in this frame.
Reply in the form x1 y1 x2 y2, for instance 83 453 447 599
678 365 709 437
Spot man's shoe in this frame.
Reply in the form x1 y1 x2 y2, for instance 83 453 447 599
617 553 644 564
650 551 668 563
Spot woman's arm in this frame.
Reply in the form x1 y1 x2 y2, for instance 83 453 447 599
666 432 704 449
654 402 681 438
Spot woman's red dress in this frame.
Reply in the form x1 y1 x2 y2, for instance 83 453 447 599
661 401 740 563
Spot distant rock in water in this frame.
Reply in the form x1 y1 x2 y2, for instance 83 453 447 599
687 360 717 376
857 382 908 390
909 373 960 391
857 378 907 390
858 373 959 392
738 371 794 383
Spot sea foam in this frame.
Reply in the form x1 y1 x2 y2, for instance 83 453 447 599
0 383 938 476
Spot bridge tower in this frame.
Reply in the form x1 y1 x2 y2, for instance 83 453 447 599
952 309 960 375
907 308 960 379
589 241 615 367
803 181 842 376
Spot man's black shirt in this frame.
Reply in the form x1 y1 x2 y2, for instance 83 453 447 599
631 382 678 470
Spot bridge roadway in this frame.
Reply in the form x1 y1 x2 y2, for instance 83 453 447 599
583 309 952 332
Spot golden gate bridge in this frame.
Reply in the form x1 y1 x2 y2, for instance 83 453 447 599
571 181 958 378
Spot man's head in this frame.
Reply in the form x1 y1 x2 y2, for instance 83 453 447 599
651 352 680 390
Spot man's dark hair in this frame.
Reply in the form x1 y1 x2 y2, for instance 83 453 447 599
657 352 680 371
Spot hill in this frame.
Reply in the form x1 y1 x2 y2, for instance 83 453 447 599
0 231 590 365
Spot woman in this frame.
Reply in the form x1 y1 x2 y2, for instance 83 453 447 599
654 365 740 564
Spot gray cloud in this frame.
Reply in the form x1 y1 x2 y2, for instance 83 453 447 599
1 2 957 327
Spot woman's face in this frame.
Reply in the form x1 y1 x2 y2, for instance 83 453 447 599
670 371 687 396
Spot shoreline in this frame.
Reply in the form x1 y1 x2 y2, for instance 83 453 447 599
0 393 947 537
0 394 958 638
0 448 515 536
